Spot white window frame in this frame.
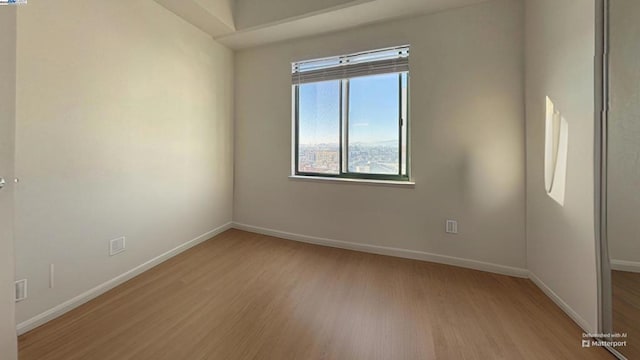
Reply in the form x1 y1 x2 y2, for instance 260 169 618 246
291 45 411 182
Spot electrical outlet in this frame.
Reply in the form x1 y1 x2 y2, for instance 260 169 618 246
109 237 126 256
445 220 458 234
15 279 27 302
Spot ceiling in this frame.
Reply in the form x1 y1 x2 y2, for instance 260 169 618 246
154 0 492 49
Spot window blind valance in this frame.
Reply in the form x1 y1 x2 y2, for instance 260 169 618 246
291 45 409 84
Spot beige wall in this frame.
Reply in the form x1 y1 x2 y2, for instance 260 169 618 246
234 0 526 271
195 0 235 28
14 0 234 324
524 0 598 332
608 0 640 267
0 7 18 360
233 0 363 29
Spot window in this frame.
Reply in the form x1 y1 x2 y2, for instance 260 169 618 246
292 46 410 181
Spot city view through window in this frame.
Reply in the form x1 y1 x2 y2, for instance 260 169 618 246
297 73 408 177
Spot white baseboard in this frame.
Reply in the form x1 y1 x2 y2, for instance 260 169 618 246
233 223 598 334
231 222 529 278
16 222 233 335
610 259 640 273
19 221 596 338
528 271 593 333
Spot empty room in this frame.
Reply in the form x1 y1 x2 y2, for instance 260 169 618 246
0 0 635 359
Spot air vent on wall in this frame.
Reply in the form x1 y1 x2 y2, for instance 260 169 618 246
109 237 126 256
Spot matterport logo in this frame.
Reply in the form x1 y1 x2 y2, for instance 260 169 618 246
582 332 628 349
0 0 27 5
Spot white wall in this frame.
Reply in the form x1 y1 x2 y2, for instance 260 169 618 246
14 0 234 324
234 0 526 272
0 7 18 360
153 0 235 38
608 0 640 269
195 0 235 28
233 0 363 29
524 0 598 332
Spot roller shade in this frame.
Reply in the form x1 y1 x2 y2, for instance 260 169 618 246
292 45 409 84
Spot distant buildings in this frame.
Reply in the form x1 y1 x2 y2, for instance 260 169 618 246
299 143 399 175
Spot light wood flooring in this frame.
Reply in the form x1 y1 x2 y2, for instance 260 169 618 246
19 229 613 359
612 270 640 360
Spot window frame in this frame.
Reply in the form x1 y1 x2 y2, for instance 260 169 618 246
293 67 410 182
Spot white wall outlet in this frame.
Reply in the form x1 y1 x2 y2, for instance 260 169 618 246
15 279 27 302
109 236 126 256
445 220 458 234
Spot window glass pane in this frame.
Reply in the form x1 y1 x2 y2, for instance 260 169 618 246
347 73 400 175
297 80 341 174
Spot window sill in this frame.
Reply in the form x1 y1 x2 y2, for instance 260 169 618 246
288 175 415 188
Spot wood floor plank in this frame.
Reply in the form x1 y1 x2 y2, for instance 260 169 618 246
19 229 613 359
612 270 640 360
